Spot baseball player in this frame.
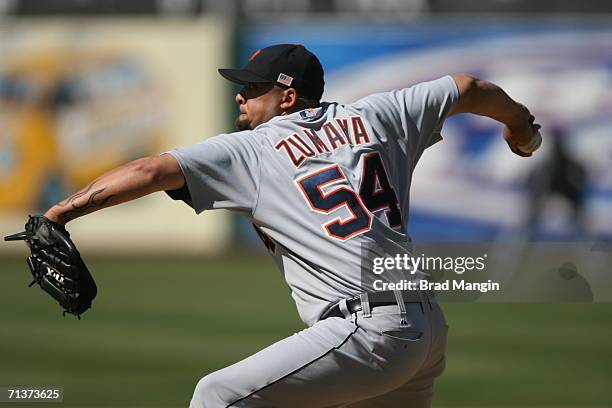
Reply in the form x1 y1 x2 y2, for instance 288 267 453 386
39 44 541 407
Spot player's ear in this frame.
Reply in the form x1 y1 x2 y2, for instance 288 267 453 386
279 87 298 111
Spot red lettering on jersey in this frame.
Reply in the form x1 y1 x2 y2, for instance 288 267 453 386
303 128 330 154
322 122 347 150
288 133 315 157
352 116 370 145
275 139 305 167
335 118 352 145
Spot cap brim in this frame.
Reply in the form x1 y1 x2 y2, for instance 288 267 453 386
218 68 270 85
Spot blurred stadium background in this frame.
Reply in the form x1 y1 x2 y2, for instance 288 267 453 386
1 0 611 407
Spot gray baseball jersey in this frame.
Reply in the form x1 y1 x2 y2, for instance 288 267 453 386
165 75 459 327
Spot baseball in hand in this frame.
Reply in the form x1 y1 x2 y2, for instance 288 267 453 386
517 130 542 154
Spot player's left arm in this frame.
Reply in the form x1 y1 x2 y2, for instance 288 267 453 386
43 154 185 225
449 73 541 157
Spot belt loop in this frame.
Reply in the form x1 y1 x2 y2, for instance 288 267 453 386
360 292 372 318
393 290 409 327
338 298 351 319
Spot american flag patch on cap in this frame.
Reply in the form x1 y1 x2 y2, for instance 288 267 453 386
277 73 294 86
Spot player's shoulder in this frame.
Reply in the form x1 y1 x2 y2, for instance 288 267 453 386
347 75 458 113
202 129 266 156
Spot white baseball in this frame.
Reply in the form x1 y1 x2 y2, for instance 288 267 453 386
517 130 542 154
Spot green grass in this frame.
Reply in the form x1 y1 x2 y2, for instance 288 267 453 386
1 255 611 407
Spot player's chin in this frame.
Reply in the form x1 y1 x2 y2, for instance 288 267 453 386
235 115 252 131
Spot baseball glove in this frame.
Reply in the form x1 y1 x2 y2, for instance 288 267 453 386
4 215 97 318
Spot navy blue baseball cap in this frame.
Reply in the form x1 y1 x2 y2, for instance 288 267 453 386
219 44 324 101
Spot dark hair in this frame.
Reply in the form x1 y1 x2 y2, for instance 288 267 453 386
273 83 320 113
295 95 320 110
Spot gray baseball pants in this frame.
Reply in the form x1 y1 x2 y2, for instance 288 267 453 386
190 299 448 408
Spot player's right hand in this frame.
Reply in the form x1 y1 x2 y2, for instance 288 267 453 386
503 113 542 157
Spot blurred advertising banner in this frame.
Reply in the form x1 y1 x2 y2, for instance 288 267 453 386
1 18 232 255
240 20 612 243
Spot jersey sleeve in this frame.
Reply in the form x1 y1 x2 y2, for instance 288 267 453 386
355 75 459 165
162 130 262 215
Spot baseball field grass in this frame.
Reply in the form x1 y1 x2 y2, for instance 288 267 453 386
1 254 611 407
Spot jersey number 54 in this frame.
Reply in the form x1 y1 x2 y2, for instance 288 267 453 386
296 152 402 241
